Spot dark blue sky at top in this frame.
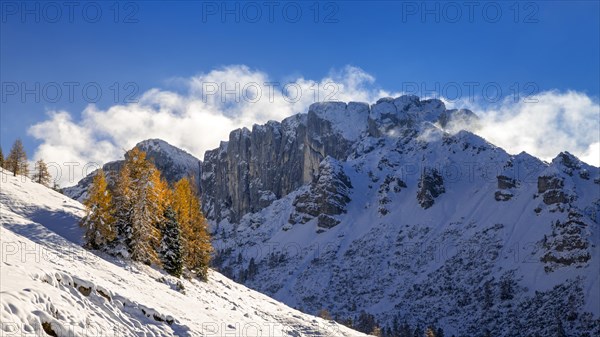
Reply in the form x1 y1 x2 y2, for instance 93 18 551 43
1 0 599 154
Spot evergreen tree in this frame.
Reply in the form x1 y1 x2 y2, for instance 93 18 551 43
399 321 412 337
160 206 184 277
172 177 212 280
556 319 566 337
483 279 494 309
6 139 28 176
81 170 116 249
0 145 4 168
32 159 52 186
436 327 444 337
392 316 399 337
113 163 134 254
126 147 164 265
354 311 378 334
500 275 516 301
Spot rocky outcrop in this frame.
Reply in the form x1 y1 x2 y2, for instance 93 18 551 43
367 96 446 137
201 108 357 223
537 175 572 205
495 175 518 201
417 168 445 209
378 175 407 215
541 210 592 272
538 175 564 194
438 108 479 130
497 175 517 190
288 157 352 231
202 95 473 223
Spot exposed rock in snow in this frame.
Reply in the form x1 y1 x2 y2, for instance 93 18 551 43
204 96 600 336
201 110 354 223
416 167 445 209
289 157 353 231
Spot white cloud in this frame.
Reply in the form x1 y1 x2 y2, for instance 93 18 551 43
28 65 599 187
28 65 389 186
445 91 600 167
580 142 600 167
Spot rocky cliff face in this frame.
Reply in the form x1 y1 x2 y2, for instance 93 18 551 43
64 139 201 201
204 95 600 336
201 96 472 224
201 104 362 223
288 156 353 231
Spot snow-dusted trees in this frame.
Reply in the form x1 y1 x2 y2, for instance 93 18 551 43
113 162 134 252
172 177 212 280
6 139 28 176
160 206 184 277
81 147 212 279
81 170 116 250
123 147 166 265
32 159 52 186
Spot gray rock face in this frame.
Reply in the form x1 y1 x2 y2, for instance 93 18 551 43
438 108 480 130
367 95 446 137
497 175 517 190
202 95 471 223
538 175 564 194
201 110 355 223
416 168 445 209
64 139 201 201
541 210 592 272
495 175 517 201
288 157 352 231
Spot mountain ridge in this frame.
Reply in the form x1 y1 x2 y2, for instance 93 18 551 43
63 95 600 336
199 95 599 336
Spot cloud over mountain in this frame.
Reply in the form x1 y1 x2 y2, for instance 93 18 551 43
28 65 599 186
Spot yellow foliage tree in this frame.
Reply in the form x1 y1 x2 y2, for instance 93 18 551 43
172 177 212 280
81 169 116 249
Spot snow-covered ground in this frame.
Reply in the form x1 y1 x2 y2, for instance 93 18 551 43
0 169 367 337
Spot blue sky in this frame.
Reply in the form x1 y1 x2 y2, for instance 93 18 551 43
1 1 599 184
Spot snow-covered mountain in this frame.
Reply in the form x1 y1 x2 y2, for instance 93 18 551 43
0 169 367 337
200 96 600 335
64 139 201 201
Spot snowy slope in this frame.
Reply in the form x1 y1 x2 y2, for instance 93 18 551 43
208 97 600 336
0 169 368 337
